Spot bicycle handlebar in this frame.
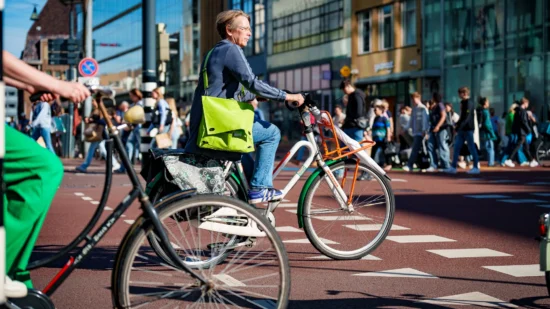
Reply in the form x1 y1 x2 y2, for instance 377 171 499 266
29 84 115 102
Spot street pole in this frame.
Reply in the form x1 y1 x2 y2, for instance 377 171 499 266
67 6 75 158
83 0 93 158
142 0 157 109
141 0 157 158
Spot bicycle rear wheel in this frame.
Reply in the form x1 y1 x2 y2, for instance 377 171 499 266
112 195 290 309
147 177 244 269
536 138 550 167
302 160 394 259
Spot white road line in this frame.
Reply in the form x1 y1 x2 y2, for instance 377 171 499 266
124 220 135 225
427 248 512 258
81 196 93 201
74 192 85 196
314 216 372 221
421 291 517 308
283 238 339 244
497 199 547 204
170 242 181 249
91 201 100 205
482 264 543 277
275 226 302 232
308 254 381 260
464 194 510 199
277 203 297 208
391 178 407 182
531 193 550 197
353 268 437 279
213 274 246 287
104 206 113 211
386 235 456 243
488 180 518 183
343 224 410 231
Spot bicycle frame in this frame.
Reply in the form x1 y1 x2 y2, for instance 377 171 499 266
227 114 354 216
33 100 209 297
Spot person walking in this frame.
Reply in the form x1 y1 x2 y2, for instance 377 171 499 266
427 92 451 171
503 97 539 168
478 97 497 167
403 92 429 172
340 79 368 142
444 87 480 174
30 98 55 153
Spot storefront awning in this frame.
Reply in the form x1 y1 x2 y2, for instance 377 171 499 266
355 69 441 85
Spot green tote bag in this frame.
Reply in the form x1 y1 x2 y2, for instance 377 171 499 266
197 49 255 153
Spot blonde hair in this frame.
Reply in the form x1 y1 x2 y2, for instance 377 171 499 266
216 10 251 39
509 103 518 113
152 87 164 99
410 92 421 99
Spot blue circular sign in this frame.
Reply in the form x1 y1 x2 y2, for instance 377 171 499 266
78 57 99 77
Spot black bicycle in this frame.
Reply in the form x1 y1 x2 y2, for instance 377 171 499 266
535 122 550 167
5 85 290 309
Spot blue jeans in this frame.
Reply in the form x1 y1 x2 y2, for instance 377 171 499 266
500 134 527 164
80 141 99 170
483 138 495 166
32 127 55 153
428 130 451 169
343 128 364 142
451 130 479 169
407 135 424 169
242 119 281 189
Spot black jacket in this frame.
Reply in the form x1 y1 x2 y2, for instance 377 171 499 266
456 98 475 131
342 89 367 129
511 106 531 136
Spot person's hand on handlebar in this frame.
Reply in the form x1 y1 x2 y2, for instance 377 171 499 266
52 80 91 103
285 93 305 107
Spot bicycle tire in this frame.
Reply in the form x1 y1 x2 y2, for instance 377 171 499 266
302 160 395 259
146 177 243 269
536 138 550 167
112 194 290 309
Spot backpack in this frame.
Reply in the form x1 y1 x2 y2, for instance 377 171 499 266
152 102 173 126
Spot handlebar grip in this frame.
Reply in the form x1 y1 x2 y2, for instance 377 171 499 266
29 91 51 102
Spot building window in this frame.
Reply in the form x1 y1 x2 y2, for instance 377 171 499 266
231 0 265 56
402 0 416 46
358 10 371 53
379 5 393 50
272 0 344 54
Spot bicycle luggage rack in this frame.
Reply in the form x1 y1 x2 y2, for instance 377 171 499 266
316 111 376 161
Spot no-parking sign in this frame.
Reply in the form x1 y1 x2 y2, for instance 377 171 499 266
78 57 99 77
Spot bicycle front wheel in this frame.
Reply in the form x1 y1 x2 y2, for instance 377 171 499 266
303 160 395 259
112 195 290 309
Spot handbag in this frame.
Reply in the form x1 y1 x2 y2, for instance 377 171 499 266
416 139 431 169
84 123 104 142
197 49 255 153
155 132 172 149
384 141 398 156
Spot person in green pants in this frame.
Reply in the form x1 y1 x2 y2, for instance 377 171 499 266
4 125 63 287
2 50 90 290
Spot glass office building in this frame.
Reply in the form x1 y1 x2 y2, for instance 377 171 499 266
423 0 550 119
92 0 183 100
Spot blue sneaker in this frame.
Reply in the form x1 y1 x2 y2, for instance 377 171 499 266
248 188 283 204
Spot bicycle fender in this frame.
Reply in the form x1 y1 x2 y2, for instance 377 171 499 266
296 159 346 228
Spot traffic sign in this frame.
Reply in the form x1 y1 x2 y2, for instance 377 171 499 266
340 65 351 77
78 57 99 77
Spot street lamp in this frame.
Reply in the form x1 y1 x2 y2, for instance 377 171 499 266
30 4 39 21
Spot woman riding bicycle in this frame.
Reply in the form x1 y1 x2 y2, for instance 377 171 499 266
184 9 304 203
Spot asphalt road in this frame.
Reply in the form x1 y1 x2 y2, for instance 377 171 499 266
27 159 550 308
